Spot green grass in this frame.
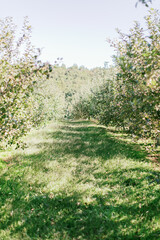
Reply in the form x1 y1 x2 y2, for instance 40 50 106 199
0 120 160 240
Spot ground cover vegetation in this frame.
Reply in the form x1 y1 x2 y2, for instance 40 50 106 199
0 120 159 239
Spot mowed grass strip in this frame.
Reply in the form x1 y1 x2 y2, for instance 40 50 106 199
0 120 159 240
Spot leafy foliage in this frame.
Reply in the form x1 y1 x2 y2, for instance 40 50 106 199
110 9 160 139
43 64 115 120
71 9 160 144
0 121 159 239
0 17 51 146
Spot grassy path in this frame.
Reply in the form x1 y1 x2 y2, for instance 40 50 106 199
0 120 160 240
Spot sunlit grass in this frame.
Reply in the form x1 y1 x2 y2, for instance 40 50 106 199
0 120 160 239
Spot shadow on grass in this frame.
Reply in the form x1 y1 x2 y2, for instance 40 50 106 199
0 174 159 240
0 179 159 239
15 120 151 180
0 120 160 239
33 121 147 161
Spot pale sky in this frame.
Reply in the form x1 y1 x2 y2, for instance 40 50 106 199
0 0 160 68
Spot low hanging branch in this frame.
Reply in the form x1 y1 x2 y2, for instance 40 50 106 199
136 0 152 7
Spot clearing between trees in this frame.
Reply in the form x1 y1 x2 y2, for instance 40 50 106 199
0 120 159 240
